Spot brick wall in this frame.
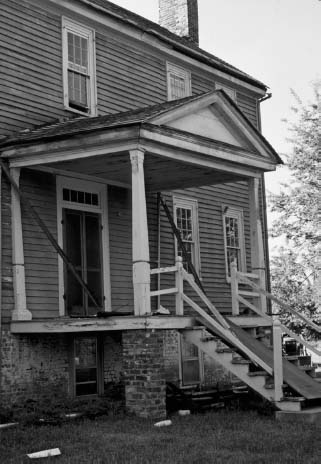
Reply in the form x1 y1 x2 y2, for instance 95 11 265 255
159 0 199 43
122 330 166 419
0 330 70 406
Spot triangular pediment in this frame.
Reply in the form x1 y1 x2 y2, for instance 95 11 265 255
148 90 282 164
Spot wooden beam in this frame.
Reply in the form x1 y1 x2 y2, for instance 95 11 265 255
10 168 32 321
130 149 151 315
248 178 267 313
10 316 197 333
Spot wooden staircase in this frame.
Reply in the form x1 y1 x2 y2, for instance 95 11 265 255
151 257 321 418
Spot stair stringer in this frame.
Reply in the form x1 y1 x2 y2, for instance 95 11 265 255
182 329 301 412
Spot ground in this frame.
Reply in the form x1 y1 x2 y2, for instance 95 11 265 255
1 411 321 463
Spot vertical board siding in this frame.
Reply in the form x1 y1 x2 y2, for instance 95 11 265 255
21 170 59 318
1 175 14 325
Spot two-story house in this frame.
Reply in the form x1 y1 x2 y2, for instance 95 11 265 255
1 0 320 419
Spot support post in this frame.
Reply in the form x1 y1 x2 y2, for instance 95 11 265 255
230 259 239 316
273 318 283 402
130 149 151 316
175 256 184 315
10 168 32 321
248 178 267 313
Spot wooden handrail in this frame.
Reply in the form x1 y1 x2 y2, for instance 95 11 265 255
237 272 321 334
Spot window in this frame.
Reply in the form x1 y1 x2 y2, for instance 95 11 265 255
215 83 236 101
73 336 103 396
167 63 191 101
57 177 110 316
173 197 200 274
62 18 96 115
180 336 202 386
222 206 246 279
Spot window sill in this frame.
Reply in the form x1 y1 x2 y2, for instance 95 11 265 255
64 105 97 117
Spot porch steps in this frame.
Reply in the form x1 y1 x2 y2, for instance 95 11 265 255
181 323 321 414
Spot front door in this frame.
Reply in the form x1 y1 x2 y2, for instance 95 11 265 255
63 208 103 316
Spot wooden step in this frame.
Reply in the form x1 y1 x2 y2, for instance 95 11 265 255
248 371 267 377
231 358 251 365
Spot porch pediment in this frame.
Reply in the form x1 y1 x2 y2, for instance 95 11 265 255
0 90 282 191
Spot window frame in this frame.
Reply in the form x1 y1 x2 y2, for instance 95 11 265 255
57 176 111 316
173 196 201 275
62 17 97 116
215 83 236 101
179 334 203 387
72 335 104 397
166 62 191 101
222 206 246 282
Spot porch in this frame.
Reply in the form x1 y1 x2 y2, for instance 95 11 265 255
1 91 280 327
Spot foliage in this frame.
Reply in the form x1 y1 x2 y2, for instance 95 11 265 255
269 82 321 335
270 248 320 339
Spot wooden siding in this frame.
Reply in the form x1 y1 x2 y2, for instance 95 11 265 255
108 186 133 312
20 170 59 318
1 175 14 325
0 0 259 137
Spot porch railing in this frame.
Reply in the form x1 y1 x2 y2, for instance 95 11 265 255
150 256 273 376
150 257 321 403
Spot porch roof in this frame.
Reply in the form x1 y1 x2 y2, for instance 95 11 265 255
0 91 282 191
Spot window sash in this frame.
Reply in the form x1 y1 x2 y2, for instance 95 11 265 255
62 18 96 115
223 208 246 279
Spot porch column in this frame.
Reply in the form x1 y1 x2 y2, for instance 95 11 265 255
130 149 151 315
248 177 267 313
10 168 32 321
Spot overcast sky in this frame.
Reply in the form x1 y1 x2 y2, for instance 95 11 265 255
111 0 321 196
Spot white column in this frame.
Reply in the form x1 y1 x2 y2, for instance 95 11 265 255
248 177 267 313
10 168 32 321
130 149 151 316
273 318 284 402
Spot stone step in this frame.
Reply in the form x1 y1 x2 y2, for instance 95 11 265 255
275 406 321 423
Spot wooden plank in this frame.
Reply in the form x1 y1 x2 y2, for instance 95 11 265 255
10 316 197 333
150 266 177 275
150 287 178 297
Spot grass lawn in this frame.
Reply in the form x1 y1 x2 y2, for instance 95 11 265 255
1 410 320 463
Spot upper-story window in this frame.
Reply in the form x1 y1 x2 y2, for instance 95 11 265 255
62 18 97 116
167 62 191 101
222 206 246 280
216 83 236 101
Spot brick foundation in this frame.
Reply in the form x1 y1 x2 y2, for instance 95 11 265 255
122 330 166 419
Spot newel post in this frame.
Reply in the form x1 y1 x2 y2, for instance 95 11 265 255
230 260 239 316
10 168 32 321
248 177 267 313
175 256 184 315
273 318 283 402
130 149 151 316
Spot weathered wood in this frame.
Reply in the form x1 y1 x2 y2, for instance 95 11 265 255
10 315 196 333
273 319 284 402
130 149 151 315
230 260 239 316
150 287 178 297
238 274 321 333
10 168 32 321
175 256 184 315
248 177 267 313
150 265 177 275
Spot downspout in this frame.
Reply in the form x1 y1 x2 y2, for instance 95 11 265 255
156 192 161 309
258 92 272 314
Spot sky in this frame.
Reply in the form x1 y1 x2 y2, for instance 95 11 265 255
111 0 320 191
111 0 320 243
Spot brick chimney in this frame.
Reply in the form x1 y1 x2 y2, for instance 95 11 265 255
159 0 199 45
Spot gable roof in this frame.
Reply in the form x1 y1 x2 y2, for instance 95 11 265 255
0 90 282 165
79 0 267 91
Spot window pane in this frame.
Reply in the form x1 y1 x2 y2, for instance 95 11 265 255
182 360 200 385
